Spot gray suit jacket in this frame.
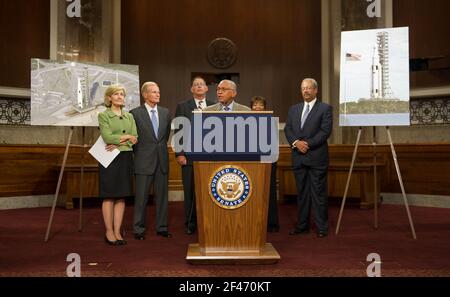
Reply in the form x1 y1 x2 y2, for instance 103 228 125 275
203 101 251 111
130 105 172 175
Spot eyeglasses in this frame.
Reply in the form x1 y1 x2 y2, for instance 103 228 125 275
216 87 233 92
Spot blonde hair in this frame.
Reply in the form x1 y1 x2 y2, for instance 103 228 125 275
141 81 158 95
104 85 126 107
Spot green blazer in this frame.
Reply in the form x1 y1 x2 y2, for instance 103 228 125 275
98 108 138 151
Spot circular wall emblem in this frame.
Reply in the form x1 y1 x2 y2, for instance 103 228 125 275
207 38 237 69
209 165 252 210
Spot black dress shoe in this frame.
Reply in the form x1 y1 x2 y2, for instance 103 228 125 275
186 226 196 235
156 231 172 238
104 236 119 245
289 228 310 235
317 231 328 238
117 239 127 245
267 225 280 233
134 233 145 240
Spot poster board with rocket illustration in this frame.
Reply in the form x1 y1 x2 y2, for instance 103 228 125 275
339 27 410 126
31 59 140 126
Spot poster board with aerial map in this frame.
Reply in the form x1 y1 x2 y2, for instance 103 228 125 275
31 59 140 126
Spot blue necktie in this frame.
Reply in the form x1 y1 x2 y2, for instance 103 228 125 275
223 106 230 111
301 104 310 129
151 109 158 137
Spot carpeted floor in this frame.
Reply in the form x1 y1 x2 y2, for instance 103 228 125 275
0 202 449 276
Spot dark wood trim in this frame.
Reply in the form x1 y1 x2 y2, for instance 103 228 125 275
1 143 450 203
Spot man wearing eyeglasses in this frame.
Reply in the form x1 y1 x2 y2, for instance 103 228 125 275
203 79 251 111
174 76 214 234
284 78 333 238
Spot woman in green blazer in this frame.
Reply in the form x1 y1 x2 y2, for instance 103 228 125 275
98 85 138 246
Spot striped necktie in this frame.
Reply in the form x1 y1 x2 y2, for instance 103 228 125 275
301 103 310 129
150 109 158 137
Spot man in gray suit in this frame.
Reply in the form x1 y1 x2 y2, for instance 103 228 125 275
130 81 172 239
203 79 251 111
284 78 333 238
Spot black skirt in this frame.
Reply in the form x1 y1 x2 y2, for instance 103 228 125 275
98 151 134 199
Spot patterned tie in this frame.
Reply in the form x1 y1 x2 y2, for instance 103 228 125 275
301 103 310 129
223 106 231 111
150 109 158 137
197 101 203 110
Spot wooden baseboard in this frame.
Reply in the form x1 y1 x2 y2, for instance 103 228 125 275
186 243 280 265
1 143 450 200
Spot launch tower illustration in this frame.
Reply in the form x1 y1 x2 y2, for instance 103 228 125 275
74 66 95 113
370 31 394 100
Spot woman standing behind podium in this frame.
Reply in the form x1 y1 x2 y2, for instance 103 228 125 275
98 85 138 246
250 96 280 232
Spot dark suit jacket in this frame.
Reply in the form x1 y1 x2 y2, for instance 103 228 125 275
284 101 333 167
130 105 172 175
174 98 214 160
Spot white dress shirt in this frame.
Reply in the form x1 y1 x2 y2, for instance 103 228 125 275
292 98 317 148
301 98 317 121
145 102 159 126
194 98 206 110
221 101 234 111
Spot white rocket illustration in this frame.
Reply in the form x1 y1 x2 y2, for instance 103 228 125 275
370 46 382 100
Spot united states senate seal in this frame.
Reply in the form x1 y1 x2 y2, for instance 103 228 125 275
209 165 252 209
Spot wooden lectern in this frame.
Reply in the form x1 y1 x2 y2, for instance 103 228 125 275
184 111 280 264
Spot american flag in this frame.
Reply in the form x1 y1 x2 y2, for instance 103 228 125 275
345 52 362 61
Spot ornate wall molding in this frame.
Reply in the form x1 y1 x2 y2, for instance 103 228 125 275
1 96 448 127
410 97 450 125
0 98 30 125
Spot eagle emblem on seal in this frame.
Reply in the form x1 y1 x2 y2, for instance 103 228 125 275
219 181 241 199
209 165 252 209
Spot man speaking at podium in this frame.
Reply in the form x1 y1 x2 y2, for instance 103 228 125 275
203 80 250 112
284 78 333 238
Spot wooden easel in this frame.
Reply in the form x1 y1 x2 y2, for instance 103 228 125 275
44 126 87 242
335 126 417 240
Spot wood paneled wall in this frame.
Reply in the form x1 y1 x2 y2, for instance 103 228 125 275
2 0 450 93
394 0 450 88
295 143 450 196
0 144 182 198
1 143 450 199
0 0 50 88
121 0 322 122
